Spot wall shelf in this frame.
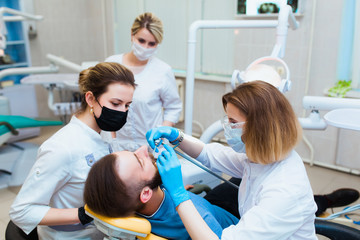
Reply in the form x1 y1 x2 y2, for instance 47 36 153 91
6 40 26 45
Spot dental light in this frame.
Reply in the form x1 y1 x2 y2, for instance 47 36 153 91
231 56 291 93
201 57 291 143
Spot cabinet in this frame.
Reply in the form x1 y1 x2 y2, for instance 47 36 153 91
0 0 31 84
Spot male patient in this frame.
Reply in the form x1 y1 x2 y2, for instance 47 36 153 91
84 145 238 240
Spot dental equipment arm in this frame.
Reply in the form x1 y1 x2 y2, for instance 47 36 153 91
174 149 239 190
46 54 83 73
0 53 84 82
184 4 298 134
0 65 59 81
0 7 43 22
299 96 360 130
271 4 299 58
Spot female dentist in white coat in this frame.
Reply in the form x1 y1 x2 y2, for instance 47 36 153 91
9 62 136 239
104 12 182 150
146 81 317 240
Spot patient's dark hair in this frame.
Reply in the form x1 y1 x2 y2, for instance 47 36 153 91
84 153 142 217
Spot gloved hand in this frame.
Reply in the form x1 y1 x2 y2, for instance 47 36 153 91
146 126 179 149
157 144 190 207
78 206 93 225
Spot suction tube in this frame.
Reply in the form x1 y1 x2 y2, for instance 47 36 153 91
174 149 239 190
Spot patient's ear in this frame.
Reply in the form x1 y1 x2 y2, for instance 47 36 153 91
140 186 153 203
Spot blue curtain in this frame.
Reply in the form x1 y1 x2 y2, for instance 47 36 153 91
337 0 356 81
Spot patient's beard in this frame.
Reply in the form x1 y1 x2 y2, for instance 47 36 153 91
145 152 163 189
147 168 162 190
135 166 162 213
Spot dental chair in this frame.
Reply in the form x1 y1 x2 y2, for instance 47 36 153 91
84 205 360 240
0 101 62 189
85 205 167 240
315 219 360 240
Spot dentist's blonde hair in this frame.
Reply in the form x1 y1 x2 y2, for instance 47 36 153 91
131 12 163 44
222 81 302 164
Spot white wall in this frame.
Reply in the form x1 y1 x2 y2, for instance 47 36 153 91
112 0 235 75
28 0 115 118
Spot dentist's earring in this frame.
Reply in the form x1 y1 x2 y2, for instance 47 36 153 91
90 108 93 114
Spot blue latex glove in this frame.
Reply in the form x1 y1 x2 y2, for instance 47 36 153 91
157 144 190 207
146 126 179 149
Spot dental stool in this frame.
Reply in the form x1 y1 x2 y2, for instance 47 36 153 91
85 205 167 240
5 220 38 240
315 219 360 240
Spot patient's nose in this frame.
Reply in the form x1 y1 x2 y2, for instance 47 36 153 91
134 145 148 157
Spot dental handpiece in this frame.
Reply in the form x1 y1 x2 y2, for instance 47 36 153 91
153 138 167 159
153 139 239 190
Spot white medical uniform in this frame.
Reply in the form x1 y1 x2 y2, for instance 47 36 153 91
10 116 110 240
197 143 317 240
104 54 182 150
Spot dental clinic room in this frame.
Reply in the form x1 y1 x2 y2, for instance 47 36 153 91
1 0 360 239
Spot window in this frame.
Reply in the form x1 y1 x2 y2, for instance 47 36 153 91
237 0 300 15
336 0 360 88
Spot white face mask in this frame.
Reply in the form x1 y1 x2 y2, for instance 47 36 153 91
222 116 246 153
131 41 158 61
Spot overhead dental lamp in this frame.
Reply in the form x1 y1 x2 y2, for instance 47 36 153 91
231 56 291 93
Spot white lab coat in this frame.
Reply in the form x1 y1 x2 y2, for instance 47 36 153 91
197 143 317 240
9 116 109 240
103 54 182 150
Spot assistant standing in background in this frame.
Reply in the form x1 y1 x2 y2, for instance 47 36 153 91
104 12 182 151
9 62 136 240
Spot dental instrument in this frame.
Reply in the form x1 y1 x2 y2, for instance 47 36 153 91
153 139 222 190
153 140 239 190
174 149 239 190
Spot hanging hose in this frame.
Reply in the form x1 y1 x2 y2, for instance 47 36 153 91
174 148 239 190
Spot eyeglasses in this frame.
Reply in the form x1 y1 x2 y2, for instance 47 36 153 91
221 115 245 129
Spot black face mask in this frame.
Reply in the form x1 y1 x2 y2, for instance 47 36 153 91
93 100 128 131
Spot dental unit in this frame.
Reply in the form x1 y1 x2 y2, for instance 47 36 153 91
0 8 64 189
